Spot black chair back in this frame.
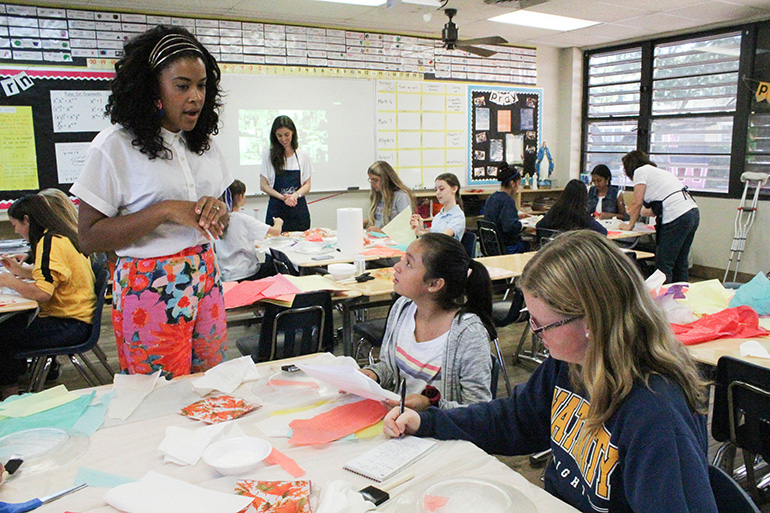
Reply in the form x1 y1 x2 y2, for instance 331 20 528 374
248 290 333 362
270 248 300 276
460 231 476 258
708 465 761 513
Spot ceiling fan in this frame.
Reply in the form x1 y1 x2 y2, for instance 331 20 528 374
441 8 507 58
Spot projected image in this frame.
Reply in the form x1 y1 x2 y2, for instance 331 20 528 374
239 110 329 167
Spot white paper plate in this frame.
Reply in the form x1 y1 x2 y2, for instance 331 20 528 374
395 477 537 513
0 428 89 477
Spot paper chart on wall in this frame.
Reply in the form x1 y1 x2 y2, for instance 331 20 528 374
376 79 467 187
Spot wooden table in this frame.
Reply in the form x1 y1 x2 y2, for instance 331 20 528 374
686 336 770 369
0 292 38 324
0 354 580 513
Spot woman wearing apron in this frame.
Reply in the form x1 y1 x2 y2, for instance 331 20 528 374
260 116 312 232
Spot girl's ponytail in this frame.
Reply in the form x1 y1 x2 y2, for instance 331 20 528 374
461 260 496 339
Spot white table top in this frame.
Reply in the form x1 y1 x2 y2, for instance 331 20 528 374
0 354 578 513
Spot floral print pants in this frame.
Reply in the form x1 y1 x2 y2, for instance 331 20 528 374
112 244 227 377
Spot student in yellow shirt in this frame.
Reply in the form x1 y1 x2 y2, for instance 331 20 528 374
0 195 96 400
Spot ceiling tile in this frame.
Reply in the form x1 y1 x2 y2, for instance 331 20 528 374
665 0 766 21
527 30 616 48
618 12 706 31
529 0 650 23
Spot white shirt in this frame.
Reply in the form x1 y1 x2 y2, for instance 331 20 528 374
214 211 271 281
394 302 447 395
72 125 233 258
633 164 697 224
260 149 313 189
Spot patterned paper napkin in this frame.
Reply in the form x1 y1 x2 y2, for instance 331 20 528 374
179 395 261 424
235 480 311 513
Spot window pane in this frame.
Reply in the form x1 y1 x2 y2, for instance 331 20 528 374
652 33 741 115
744 112 770 193
648 154 731 193
650 117 733 193
585 120 638 184
587 48 642 115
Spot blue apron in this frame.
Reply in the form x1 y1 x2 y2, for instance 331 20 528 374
265 157 310 232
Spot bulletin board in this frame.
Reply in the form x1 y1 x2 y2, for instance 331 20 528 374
468 86 542 185
0 68 112 199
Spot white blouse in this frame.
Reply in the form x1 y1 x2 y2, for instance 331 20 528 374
71 125 233 258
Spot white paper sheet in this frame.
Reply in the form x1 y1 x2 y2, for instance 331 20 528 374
107 371 161 420
192 355 262 396
740 340 770 359
295 362 400 402
103 471 253 513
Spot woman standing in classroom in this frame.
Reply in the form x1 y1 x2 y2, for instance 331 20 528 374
586 164 628 220
72 26 231 377
483 163 530 254
620 150 699 283
410 173 465 242
0 195 96 399
364 160 415 232
260 115 313 232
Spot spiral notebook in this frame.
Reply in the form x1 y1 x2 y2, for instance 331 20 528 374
343 436 437 482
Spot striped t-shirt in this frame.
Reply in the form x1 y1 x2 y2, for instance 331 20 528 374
394 302 447 395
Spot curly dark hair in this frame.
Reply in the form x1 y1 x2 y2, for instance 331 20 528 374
106 25 222 159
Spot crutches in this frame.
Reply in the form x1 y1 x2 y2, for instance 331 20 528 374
723 171 769 284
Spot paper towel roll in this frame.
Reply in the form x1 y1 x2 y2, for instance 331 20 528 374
337 208 364 255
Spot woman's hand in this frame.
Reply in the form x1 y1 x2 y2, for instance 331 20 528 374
195 196 228 237
618 221 631 231
283 192 299 208
385 393 431 412
0 254 25 277
383 406 421 438
367 226 384 234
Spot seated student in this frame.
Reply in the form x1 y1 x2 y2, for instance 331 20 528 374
0 195 96 400
364 161 416 233
483 163 530 254
536 179 607 241
410 173 465 242
384 230 715 513
587 164 628 220
215 180 282 282
360 233 494 410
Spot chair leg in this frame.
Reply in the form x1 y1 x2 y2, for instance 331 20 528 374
712 441 736 474
743 449 761 504
25 357 50 393
512 323 531 365
492 338 512 396
91 345 116 378
69 355 99 388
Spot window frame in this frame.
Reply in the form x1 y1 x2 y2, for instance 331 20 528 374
582 24 758 200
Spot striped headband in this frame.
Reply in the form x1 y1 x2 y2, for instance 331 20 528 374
148 34 204 70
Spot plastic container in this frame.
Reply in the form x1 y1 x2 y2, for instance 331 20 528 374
202 437 272 476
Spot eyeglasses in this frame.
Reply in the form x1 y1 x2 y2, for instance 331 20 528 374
368 178 379 184
529 315 583 339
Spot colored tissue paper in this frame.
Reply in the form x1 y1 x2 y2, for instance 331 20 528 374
0 391 94 438
288 399 388 446
672 305 770 345
729 272 770 316
192 356 262 396
360 247 405 258
235 480 311 513
224 280 272 309
179 395 261 424
680 280 733 315
424 495 450 512
263 448 306 478
267 379 320 389
0 385 79 418
75 467 137 488
382 207 416 247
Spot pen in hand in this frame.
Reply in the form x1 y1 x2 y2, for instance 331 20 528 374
399 377 406 416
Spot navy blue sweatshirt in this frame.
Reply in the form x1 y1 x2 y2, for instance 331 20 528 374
416 357 717 513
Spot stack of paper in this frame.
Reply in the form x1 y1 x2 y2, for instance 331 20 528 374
223 274 302 309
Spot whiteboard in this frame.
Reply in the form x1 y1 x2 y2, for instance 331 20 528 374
215 73 376 194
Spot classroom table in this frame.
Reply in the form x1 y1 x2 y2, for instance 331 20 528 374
686 336 770 370
256 231 399 270
0 353 580 513
520 217 655 241
0 292 38 324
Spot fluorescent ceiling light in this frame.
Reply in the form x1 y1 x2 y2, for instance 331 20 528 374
310 0 386 5
489 11 599 31
402 0 442 5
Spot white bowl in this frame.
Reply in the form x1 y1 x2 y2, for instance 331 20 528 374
328 263 356 281
202 437 272 476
